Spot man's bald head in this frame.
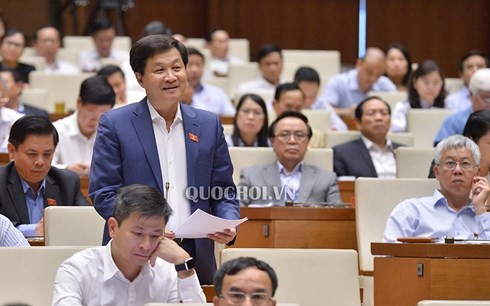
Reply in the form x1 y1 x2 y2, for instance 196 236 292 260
356 47 387 93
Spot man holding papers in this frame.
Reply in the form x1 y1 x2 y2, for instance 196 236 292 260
53 184 206 305
89 35 239 284
383 135 490 242
239 111 341 205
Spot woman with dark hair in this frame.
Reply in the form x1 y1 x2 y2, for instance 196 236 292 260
391 60 446 132
385 43 412 91
0 29 35 84
225 93 269 147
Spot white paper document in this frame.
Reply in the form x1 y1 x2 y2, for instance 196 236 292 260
173 209 248 239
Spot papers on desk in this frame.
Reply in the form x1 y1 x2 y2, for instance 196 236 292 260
173 209 248 239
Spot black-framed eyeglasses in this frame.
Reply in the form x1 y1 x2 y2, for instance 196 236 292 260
219 291 272 305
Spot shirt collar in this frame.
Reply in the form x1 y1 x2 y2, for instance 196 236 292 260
20 176 46 196
194 83 204 94
147 99 183 125
361 135 393 151
433 189 474 213
277 160 303 176
104 240 150 283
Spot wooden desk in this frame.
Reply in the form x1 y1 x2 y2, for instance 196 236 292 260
340 115 358 131
220 116 234 125
372 242 490 306
233 207 357 250
27 237 45 246
338 180 355 205
0 153 9 165
79 175 92 204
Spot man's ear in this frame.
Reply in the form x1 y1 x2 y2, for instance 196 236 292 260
135 72 143 86
108 217 118 238
7 143 15 160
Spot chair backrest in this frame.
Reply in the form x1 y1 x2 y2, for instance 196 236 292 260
282 49 341 76
301 109 331 134
396 147 435 178
0 246 86 306
229 147 333 185
234 89 274 107
57 47 80 66
21 88 50 110
228 62 261 98
44 206 105 246
204 77 230 97
229 38 250 62
186 38 206 50
325 131 414 148
407 108 452 147
445 77 464 95
367 91 408 111
29 71 94 112
63 35 132 51
19 55 46 71
222 124 233 136
418 301 490 306
355 178 439 272
221 248 360 306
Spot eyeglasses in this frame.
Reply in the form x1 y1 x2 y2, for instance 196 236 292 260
240 109 264 117
3 40 24 49
273 131 308 142
477 94 490 104
437 161 476 171
219 291 272 305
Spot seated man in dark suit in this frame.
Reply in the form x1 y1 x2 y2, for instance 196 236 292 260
1 69 49 118
239 111 341 205
0 116 90 237
333 96 402 178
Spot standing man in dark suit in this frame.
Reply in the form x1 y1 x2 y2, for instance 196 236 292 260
89 34 239 284
333 96 402 178
1 69 49 118
0 116 90 237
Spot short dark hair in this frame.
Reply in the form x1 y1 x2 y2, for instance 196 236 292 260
33 24 60 42
463 109 490 144
112 184 173 226
458 50 490 73
204 27 224 43
1 68 23 83
294 66 320 85
79 75 115 107
130 34 188 76
97 65 125 80
274 82 303 101
8 116 59 148
354 96 391 121
256 43 282 63
1 28 25 46
88 19 114 35
268 110 312 139
187 47 205 62
214 257 278 297
143 20 172 36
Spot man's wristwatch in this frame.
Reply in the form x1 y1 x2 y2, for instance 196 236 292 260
175 257 195 272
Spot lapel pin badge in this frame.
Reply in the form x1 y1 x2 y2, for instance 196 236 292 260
189 133 199 143
47 198 57 206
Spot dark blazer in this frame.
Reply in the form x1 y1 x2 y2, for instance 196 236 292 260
89 99 239 284
0 162 90 226
333 138 403 178
23 104 49 118
0 62 35 83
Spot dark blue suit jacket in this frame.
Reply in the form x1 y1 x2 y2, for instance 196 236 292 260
89 99 239 284
333 138 402 178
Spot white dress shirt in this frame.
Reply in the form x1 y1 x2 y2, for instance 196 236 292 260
361 135 396 178
79 49 129 72
53 112 95 168
52 241 206 305
238 75 285 93
149 102 190 231
446 86 472 113
0 214 29 246
44 60 80 74
206 55 244 77
0 107 23 153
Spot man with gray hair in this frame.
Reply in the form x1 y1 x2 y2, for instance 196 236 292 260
434 68 490 146
383 135 490 242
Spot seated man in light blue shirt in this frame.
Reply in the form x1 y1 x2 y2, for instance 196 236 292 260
321 47 396 118
434 68 490 146
383 135 490 242
445 50 489 112
186 47 236 116
239 111 340 205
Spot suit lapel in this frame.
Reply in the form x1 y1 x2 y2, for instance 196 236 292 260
44 175 60 208
132 100 164 192
356 140 378 177
181 105 199 188
262 164 281 201
7 167 29 223
297 165 316 203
